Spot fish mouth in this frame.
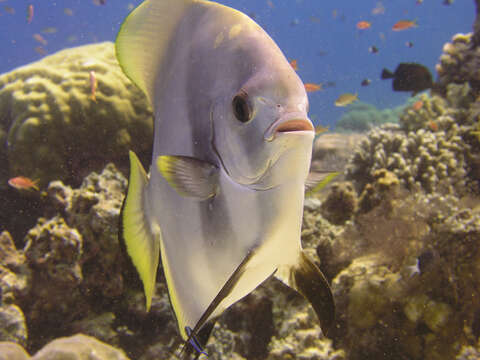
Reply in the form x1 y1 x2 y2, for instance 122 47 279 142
264 113 314 141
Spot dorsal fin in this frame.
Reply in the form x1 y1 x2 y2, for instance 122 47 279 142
115 0 194 102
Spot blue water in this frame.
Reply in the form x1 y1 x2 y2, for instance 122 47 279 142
0 0 474 129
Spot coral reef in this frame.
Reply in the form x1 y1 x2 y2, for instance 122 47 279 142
335 101 402 133
436 33 480 95
0 342 30 360
0 162 349 360
33 334 130 360
0 231 31 304
0 304 27 346
0 334 130 360
0 42 153 188
345 82 480 196
329 190 480 360
346 122 468 195
320 182 357 225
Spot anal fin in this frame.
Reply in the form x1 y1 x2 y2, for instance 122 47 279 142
120 151 160 311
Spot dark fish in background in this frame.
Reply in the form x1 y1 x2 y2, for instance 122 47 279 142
443 0 453 5
361 78 371 86
368 45 379 54
381 62 433 95
405 41 414 48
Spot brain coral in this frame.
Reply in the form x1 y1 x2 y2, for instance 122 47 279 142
0 42 153 187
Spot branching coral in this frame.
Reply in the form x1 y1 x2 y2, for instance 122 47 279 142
346 123 468 195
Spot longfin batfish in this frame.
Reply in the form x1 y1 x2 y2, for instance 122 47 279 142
116 0 335 356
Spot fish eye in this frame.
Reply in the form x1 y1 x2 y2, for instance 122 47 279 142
232 90 252 123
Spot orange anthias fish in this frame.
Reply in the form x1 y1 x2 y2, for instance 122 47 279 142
304 83 323 92
412 100 423 111
428 120 438 132
8 176 39 191
33 33 48 46
27 4 34 24
290 59 298 71
392 19 417 31
356 21 371 30
89 70 98 102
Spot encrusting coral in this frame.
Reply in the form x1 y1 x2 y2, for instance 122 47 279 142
0 42 153 188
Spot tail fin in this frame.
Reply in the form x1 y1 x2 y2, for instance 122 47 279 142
276 251 335 335
381 68 394 79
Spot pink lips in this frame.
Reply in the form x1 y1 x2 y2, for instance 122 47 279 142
264 115 314 141
275 119 314 133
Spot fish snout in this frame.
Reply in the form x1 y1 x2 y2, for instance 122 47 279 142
264 112 314 141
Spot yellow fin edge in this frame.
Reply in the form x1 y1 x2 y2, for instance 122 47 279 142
122 151 159 311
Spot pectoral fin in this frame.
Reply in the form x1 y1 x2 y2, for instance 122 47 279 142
276 251 335 336
156 155 219 200
120 151 160 311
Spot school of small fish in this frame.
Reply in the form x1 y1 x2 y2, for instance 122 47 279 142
0 0 444 120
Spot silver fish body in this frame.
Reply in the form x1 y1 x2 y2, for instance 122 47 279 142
117 0 334 355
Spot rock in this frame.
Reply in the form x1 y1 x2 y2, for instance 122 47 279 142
32 334 130 360
0 231 31 304
0 342 31 360
0 304 28 347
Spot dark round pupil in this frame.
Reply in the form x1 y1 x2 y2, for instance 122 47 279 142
233 95 250 123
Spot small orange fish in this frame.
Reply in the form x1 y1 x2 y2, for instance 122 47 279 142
304 83 323 93
8 176 39 191
33 33 48 46
356 21 371 30
89 70 98 102
27 4 34 24
290 59 298 71
4 5 15 14
428 120 438 132
34 46 47 55
412 100 423 111
392 19 417 31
